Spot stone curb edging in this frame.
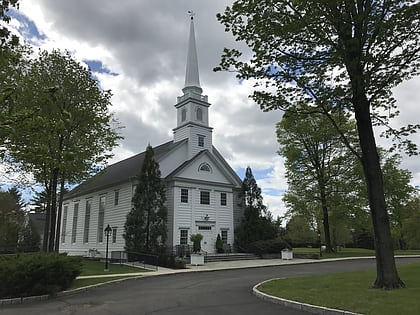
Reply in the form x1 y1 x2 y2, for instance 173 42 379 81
252 279 362 315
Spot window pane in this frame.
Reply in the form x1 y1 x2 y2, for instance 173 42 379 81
114 190 119 205
221 230 228 244
180 229 188 245
61 206 68 243
98 196 106 243
200 191 210 205
84 200 91 243
71 203 79 243
220 192 227 206
181 189 188 203
112 227 117 243
198 135 204 147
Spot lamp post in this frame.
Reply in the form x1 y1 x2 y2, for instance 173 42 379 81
104 224 112 271
317 230 322 258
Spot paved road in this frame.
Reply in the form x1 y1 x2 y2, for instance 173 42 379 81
2 257 419 315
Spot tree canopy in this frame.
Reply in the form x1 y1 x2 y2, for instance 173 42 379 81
216 0 420 289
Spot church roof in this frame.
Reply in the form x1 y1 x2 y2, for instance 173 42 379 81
65 140 186 199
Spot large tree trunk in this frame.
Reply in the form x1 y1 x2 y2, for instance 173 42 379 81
42 180 52 252
353 92 404 289
319 183 333 253
48 168 59 252
54 176 65 252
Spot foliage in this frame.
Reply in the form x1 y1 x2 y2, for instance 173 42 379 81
247 238 290 256
0 187 39 253
235 166 278 248
401 194 420 249
5 49 121 251
190 234 203 253
216 234 223 253
284 215 318 248
216 0 420 289
124 145 167 253
0 252 82 298
278 106 359 252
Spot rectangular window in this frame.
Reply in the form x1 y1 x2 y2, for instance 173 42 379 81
200 191 210 205
97 195 106 243
220 192 227 206
112 227 117 243
61 205 68 243
180 229 188 245
180 188 188 203
71 203 79 243
114 190 119 206
83 199 91 243
198 226 212 230
221 230 228 244
198 135 204 147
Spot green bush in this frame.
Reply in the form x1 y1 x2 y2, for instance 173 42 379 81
0 252 82 298
247 238 291 256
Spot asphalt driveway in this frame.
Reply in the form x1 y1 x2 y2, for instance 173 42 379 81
2 257 419 315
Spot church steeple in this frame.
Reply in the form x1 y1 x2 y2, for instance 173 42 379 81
173 12 213 159
183 11 202 95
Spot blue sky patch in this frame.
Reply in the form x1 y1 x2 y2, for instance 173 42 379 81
10 10 46 44
84 59 117 76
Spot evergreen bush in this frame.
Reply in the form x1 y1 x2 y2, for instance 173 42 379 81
247 238 291 256
0 252 82 298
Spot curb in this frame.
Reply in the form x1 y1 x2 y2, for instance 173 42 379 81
252 279 362 315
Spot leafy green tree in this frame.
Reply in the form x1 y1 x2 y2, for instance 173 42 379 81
124 145 167 253
278 107 359 252
7 49 121 252
401 193 420 249
235 166 277 249
284 214 318 247
216 0 420 289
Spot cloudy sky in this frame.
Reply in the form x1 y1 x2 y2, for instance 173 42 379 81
7 0 420 218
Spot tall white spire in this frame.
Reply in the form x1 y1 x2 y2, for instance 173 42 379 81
183 12 202 94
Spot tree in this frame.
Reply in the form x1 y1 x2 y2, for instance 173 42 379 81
277 107 359 252
124 145 167 253
6 49 121 252
216 0 420 289
284 214 318 247
235 166 277 248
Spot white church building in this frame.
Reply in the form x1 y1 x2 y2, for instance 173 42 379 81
59 16 244 257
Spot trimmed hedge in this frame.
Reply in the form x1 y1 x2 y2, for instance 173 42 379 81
247 238 291 256
0 252 82 299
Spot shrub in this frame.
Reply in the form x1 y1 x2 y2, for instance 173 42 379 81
247 238 291 256
216 234 224 253
0 252 82 298
190 234 203 253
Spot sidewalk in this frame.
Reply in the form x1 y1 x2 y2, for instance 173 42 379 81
76 257 324 279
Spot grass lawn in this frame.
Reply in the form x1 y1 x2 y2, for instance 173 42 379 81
258 262 420 315
293 247 420 259
69 275 138 290
80 259 150 276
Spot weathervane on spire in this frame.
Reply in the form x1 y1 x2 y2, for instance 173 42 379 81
188 10 195 20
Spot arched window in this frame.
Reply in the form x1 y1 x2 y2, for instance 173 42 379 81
198 162 212 173
196 107 203 121
181 108 187 122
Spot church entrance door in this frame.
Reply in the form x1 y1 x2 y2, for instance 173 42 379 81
197 224 215 254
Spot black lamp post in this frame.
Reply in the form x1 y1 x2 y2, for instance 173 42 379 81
317 230 322 257
104 224 112 271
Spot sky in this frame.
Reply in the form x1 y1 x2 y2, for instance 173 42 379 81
4 0 420 218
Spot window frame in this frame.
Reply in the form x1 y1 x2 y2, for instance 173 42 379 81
83 199 91 243
200 191 210 205
220 192 227 206
71 202 79 244
180 229 188 245
198 135 204 147
180 188 189 203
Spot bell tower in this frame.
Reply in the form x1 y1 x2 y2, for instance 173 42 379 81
173 12 213 159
